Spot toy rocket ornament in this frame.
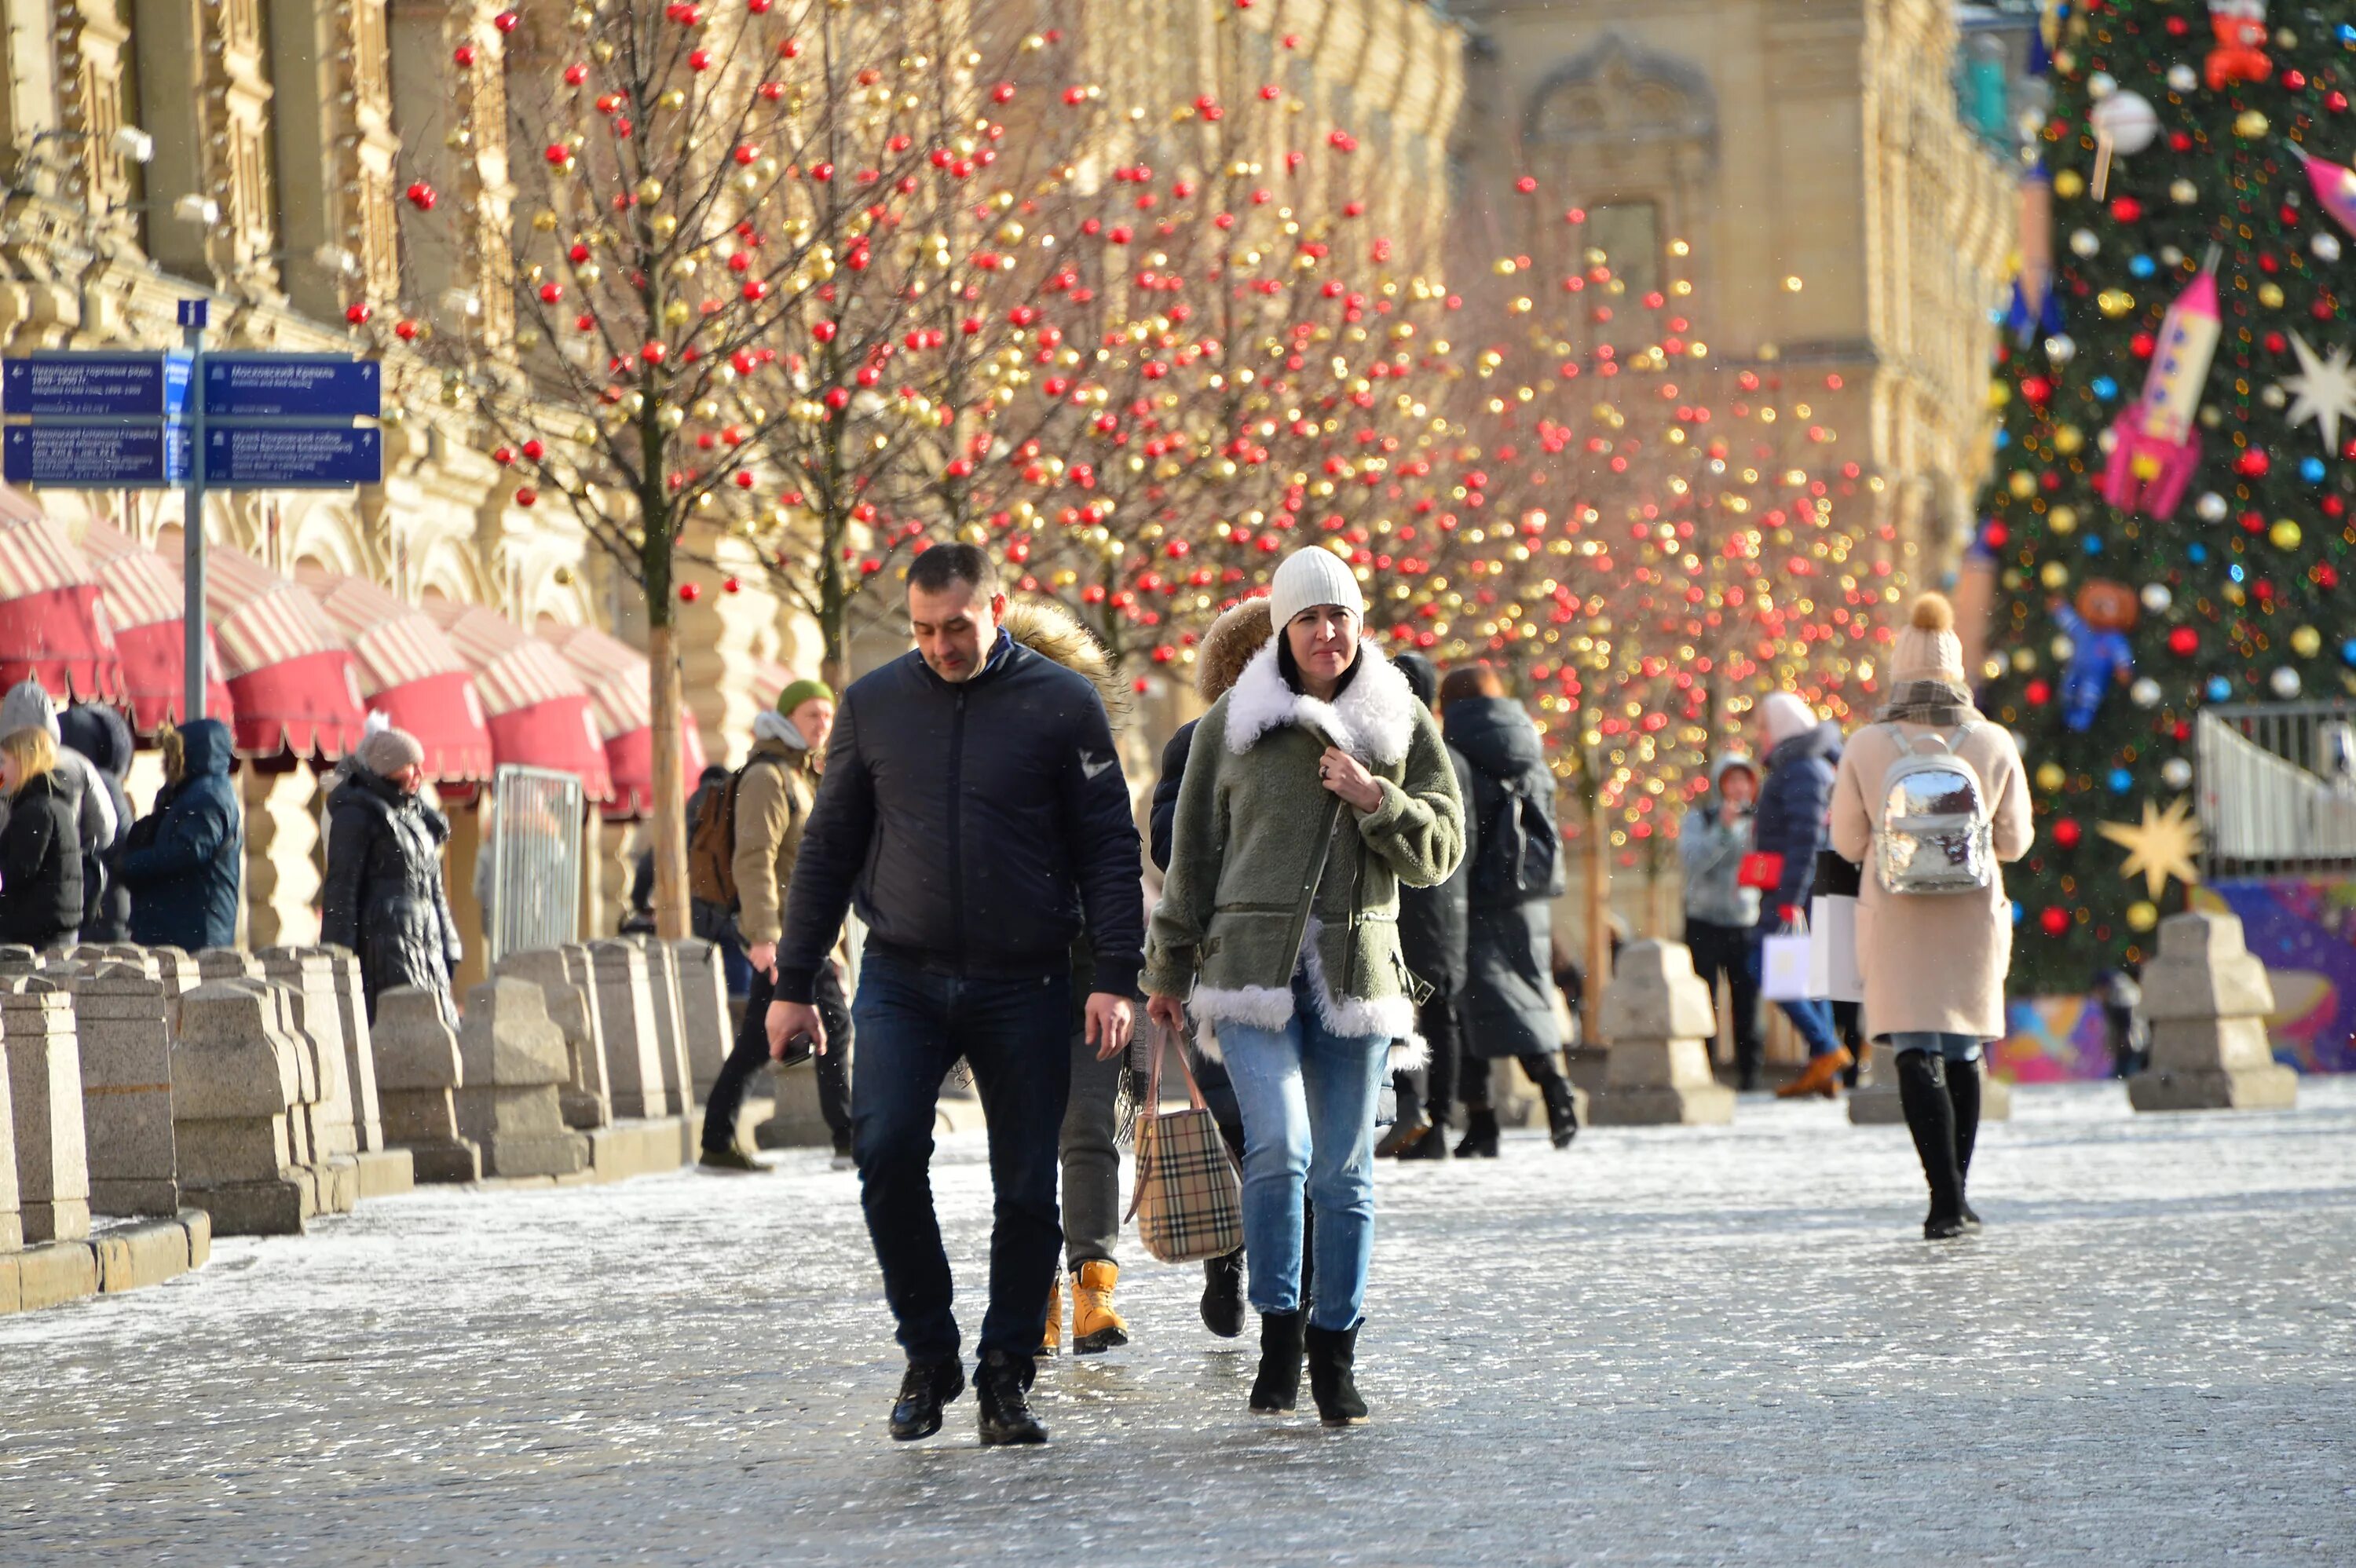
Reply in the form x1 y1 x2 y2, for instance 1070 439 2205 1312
2288 142 2356 239
2100 258 2221 521
2205 0 2271 91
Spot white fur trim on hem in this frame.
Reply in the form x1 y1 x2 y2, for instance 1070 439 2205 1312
1221 637 1418 766
1184 916 1418 1055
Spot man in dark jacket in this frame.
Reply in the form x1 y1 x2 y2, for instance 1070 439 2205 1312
119 718 241 952
1443 664 1580 1153
1754 693 1848 1096
57 701 136 942
766 544 1140 1449
1382 650 1475 1160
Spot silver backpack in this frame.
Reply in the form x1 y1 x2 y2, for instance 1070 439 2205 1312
1875 723 1994 896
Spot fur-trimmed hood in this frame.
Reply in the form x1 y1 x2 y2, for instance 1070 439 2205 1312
1222 636 1421 768
1196 598 1273 703
1004 598 1132 732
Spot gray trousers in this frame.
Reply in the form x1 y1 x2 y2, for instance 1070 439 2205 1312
1060 1026 1123 1268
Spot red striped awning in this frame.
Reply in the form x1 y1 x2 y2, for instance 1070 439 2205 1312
203 543 368 758
75 520 234 733
0 488 123 703
421 599 612 801
298 567 494 784
538 621 707 820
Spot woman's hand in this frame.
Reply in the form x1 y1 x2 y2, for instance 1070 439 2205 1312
1146 994 1187 1035
1319 746 1384 813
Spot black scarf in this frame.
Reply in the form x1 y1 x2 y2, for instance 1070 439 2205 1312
1877 678 1977 727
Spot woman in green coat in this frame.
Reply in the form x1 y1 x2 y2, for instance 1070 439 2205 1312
1144 546 1464 1427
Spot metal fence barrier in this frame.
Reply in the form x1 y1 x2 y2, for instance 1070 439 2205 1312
2196 701 2356 878
485 764 584 963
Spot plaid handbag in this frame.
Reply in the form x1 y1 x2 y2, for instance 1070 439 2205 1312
1125 1023 1245 1265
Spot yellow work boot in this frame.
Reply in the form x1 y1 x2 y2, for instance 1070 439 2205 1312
1071 1260 1131 1355
1036 1270 1063 1358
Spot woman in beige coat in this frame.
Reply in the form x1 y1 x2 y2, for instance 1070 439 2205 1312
1831 594 2032 1239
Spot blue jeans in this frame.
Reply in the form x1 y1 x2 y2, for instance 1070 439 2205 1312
1885 1030 1984 1065
1777 997 1844 1058
849 944 1072 1365
1216 974 1388 1332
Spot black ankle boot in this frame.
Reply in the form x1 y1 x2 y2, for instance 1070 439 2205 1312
1944 1056 1985 1228
1304 1322 1370 1426
1895 1051 1966 1240
1539 1076 1579 1150
1453 1108 1501 1159
887 1357 964 1442
1200 1248 1245 1339
1249 1311 1304 1413
975 1350 1048 1446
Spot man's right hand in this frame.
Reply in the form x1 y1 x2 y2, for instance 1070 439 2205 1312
766 998 827 1058
746 941 777 977
1146 994 1187 1035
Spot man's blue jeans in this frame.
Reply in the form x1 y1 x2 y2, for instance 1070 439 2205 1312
1216 974 1388 1332
850 944 1071 1365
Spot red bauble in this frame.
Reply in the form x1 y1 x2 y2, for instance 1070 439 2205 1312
2053 817 2083 850
345 302 372 324
514 486 538 507
492 446 515 466
393 319 419 342
521 439 545 460
492 9 518 32
678 582 701 603
2109 196 2142 223
2039 907 2069 938
2025 678 2052 706
1982 521 2009 550
722 576 741 594
452 42 477 66
2168 625 2199 656
2235 448 2271 477
2021 375 2053 405
404 181 437 210
564 62 588 85
2131 332 2157 359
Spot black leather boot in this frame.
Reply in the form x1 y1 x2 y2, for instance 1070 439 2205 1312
1895 1051 1966 1240
1540 1074 1579 1150
1304 1322 1370 1426
1945 1056 1985 1228
1200 1248 1245 1339
975 1350 1048 1446
887 1357 964 1442
1249 1311 1304 1413
1453 1108 1502 1158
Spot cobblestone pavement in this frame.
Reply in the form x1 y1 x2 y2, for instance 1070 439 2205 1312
6 1079 2354 1566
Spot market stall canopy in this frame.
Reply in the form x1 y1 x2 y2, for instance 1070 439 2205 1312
537 620 707 820
423 599 613 802
0 486 123 703
298 567 494 784
203 542 369 758
75 519 234 733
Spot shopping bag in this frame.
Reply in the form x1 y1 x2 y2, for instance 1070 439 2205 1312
1758 930 1815 1001
1125 1022 1244 1264
1808 894 1863 1003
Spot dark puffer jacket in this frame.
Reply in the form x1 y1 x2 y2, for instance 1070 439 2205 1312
0 767 84 947
1446 695 1565 1061
1752 721 1842 922
58 701 135 941
322 764 464 1021
120 718 242 952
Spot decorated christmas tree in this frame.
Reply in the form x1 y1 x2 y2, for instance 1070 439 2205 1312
1974 0 2356 992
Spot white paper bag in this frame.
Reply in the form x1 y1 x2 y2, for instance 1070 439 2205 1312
1758 932 1814 1001
1808 894 1864 1003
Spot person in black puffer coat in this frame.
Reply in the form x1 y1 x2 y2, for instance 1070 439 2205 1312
57 700 135 942
1380 649 1476 1161
0 727 84 948
120 718 242 952
1442 664 1579 1155
322 726 463 1024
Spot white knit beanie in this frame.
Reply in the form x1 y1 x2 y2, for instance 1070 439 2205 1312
0 678 60 741
1890 593 1967 685
1759 691 1817 748
1266 546 1365 632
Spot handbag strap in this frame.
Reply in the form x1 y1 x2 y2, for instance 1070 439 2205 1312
1124 1018 1209 1223
1279 723 1346 980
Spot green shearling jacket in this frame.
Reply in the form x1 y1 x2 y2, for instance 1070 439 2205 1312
1143 635 1465 1049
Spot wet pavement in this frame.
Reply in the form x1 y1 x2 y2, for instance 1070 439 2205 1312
5 1078 2354 1566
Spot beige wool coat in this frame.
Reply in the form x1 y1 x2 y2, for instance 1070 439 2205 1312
1828 718 2034 1040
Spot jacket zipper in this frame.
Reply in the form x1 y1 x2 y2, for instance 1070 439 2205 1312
947 685 967 968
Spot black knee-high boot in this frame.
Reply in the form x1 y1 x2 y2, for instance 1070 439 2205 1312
1894 1051 1966 1240
1944 1058 1984 1228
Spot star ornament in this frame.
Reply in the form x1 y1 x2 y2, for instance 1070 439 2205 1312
2277 332 2356 454
2098 796 2204 900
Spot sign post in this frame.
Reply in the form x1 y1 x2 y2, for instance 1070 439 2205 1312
179 298 208 722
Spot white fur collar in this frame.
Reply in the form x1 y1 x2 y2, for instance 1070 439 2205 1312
1223 637 1418 767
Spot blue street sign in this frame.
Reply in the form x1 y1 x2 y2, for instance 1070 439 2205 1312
2 353 191 418
177 299 209 329
3 422 189 486
202 354 382 419
202 424 381 488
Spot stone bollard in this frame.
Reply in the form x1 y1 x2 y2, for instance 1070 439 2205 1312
589 941 671 1119
493 948 613 1131
259 948 368 1153
1590 941 1736 1126
455 980 591 1178
5 977 92 1242
68 963 182 1218
170 982 311 1235
0 945 46 980
0 1036 18 1251
368 988 481 1183
2129 911 2298 1113
671 939 732 1103
632 938 695 1113
145 946 199 992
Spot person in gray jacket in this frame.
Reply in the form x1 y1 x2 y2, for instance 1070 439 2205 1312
1680 754 1764 1090
0 679 118 870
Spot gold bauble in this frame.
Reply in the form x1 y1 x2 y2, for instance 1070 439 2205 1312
2259 281 2285 309
2126 900 2159 932
2040 561 2070 590
2036 762 2068 793
2270 517 2303 550
1989 381 2012 409
2170 179 2200 205
2051 505 2078 534
2054 168 2085 199
2008 470 2038 499
2292 624 2324 658
2234 108 2270 138
2098 289 2135 319
2054 424 2084 455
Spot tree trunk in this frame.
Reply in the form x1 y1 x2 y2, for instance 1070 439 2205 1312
1584 798 1609 1047
646 621 690 941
